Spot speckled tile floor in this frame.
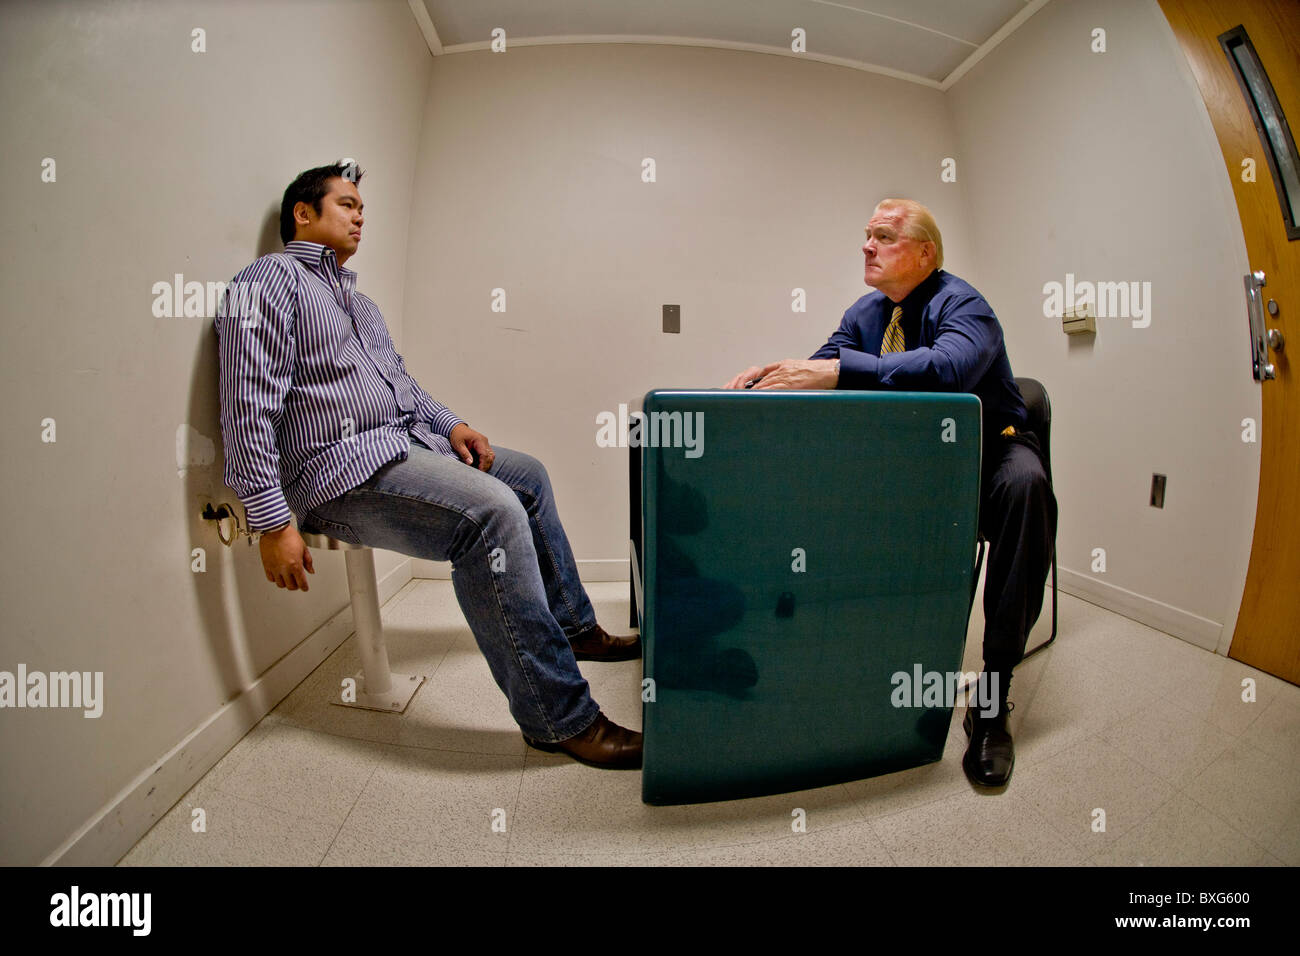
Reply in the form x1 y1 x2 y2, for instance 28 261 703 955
117 578 1298 867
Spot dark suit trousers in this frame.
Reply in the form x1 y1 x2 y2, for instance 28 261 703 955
977 432 1058 676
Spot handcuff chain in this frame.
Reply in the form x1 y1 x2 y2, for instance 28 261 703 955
215 509 265 547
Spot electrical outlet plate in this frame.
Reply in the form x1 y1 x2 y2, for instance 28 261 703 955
1150 473 1166 508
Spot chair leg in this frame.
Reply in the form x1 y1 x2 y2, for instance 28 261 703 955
629 539 644 632
329 548 425 714
1051 551 1057 641
1019 552 1058 664
970 538 987 610
956 540 990 700
345 548 393 696
963 540 1056 687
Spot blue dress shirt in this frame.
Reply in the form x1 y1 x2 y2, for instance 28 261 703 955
810 269 1027 441
214 241 463 531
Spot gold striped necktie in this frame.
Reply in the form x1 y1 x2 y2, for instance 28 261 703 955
880 305 905 355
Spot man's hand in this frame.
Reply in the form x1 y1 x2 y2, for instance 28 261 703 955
741 359 839 390
260 525 314 592
449 422 495 471
724 362 782 389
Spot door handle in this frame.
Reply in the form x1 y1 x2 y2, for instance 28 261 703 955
1244 271 1276 381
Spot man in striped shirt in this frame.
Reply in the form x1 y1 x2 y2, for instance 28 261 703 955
215 162 641 769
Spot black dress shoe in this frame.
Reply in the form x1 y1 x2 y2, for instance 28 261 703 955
962 701 1015 787
523 713 643 769
568 624 641 662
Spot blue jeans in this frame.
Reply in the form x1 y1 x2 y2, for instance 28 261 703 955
298 441 602 742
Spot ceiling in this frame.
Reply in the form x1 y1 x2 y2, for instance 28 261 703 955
408 0 1051 90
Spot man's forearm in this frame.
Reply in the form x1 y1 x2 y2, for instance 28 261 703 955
215 257 298 533
835 347 882 389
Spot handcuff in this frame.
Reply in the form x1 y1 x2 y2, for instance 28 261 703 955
203 503 289 547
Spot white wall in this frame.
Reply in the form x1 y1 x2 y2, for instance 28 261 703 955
0 0 1265 866
946 0 1259 648
401 42 972 574
401 2 1259 641
0 0 430 865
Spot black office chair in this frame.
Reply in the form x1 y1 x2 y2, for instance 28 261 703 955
970 376 1058 664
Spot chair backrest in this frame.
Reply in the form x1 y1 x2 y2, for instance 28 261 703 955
1013 376 1053 483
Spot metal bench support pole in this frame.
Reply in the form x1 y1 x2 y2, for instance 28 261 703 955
344 548 393 697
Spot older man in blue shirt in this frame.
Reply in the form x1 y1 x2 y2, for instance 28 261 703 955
215 162 641 769
725 198 1057 788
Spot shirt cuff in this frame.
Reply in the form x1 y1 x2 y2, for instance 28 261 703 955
242 486 293 533
429 408 465 439
835 347 880 390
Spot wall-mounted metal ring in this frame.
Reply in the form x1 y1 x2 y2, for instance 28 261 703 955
216 510 238 547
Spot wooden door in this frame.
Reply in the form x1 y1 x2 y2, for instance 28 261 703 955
1159 0 1299 684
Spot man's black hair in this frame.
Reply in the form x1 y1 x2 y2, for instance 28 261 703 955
279 161 365 244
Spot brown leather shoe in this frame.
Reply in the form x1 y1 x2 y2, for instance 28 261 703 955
568 624 642 662
524 713 643 769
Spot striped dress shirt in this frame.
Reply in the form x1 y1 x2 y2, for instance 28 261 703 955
214 240 463 532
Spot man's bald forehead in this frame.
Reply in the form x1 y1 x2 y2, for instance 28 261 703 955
868 205 907 228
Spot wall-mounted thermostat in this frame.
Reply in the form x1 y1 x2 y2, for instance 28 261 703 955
1063 302 1096 335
